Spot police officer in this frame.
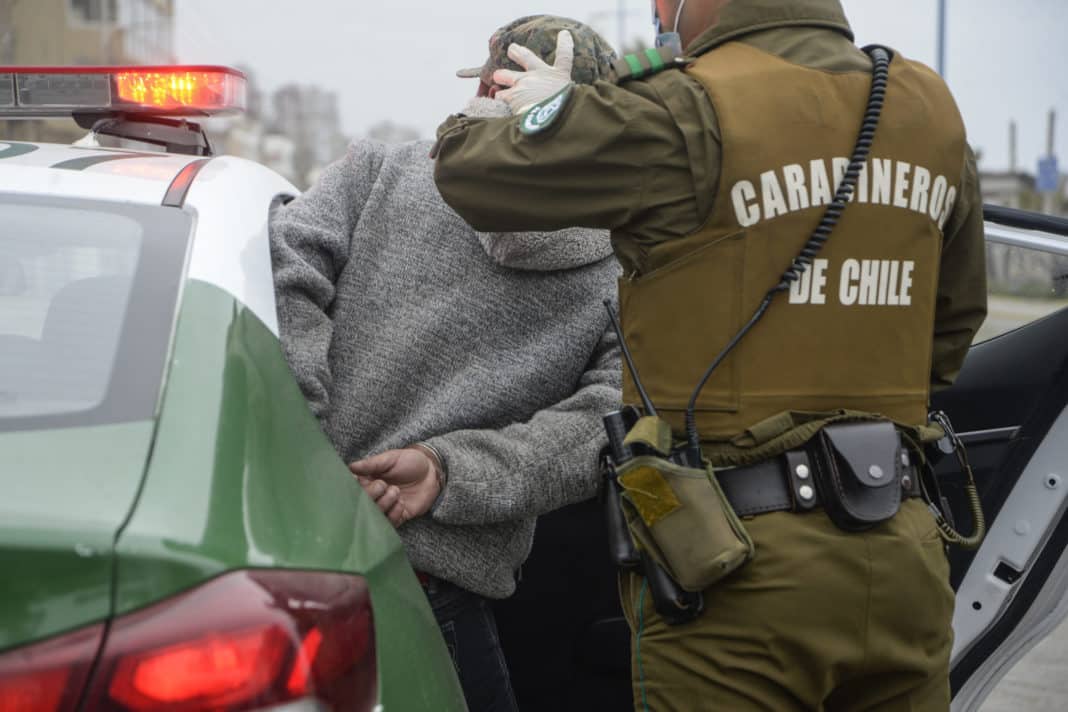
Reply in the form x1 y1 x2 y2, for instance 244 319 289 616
432 1 986 709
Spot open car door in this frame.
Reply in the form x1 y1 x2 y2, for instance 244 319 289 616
944 206 1068 710
493 205 1068 712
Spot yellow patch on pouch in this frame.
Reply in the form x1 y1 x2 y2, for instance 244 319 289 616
620 465 681 527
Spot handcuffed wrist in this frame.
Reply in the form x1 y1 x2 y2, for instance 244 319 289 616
409 442 448 512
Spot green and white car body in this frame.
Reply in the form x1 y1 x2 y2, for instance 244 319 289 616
0 140 466 711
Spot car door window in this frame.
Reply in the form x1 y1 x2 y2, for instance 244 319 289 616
0 195 191 432
977 240 1068 342
0 204 141 418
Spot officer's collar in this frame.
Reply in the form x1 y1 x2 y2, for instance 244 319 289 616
685 0 854 57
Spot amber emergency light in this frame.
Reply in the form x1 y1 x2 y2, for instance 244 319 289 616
0 65 247 119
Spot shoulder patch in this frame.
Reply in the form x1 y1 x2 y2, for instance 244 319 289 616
519 84 573 136
614 46 693 83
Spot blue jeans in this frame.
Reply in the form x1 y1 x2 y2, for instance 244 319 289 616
424 577 519 712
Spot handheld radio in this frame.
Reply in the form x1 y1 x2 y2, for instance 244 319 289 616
601 300 705 622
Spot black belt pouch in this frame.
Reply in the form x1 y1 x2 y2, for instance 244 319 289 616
814 421 904 532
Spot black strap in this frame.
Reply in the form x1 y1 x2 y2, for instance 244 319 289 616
716 451 921 518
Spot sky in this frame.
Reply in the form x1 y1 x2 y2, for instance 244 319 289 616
174 0 1068 173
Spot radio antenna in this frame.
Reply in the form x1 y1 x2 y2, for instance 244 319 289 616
603 299 658 417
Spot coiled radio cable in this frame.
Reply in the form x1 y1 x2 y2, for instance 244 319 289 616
683 46 893 457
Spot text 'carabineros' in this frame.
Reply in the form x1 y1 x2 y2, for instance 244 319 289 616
730 157 959 231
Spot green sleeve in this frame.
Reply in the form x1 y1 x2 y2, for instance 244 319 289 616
433 79 704 245
931 145 987 393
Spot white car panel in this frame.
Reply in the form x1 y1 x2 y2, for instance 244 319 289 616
182 155 298 336
0 141 197 204
0 141 297 335
954 543 1068 711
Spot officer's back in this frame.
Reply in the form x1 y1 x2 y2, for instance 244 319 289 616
432 2 986 710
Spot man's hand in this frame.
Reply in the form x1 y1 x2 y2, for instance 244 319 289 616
350 447 442 527
493 30 575 114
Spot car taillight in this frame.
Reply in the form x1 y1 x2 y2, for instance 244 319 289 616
0 624 104 712
84 570 377 711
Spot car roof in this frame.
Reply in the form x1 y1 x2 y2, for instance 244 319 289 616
0 140 201 204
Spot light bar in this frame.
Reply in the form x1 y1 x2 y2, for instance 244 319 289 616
0 73 13 107
0 65 246 119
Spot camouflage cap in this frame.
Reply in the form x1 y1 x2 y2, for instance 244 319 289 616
456 15 618 86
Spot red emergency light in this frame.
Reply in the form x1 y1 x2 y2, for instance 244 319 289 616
0 65 246 118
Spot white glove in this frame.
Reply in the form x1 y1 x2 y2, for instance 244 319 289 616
493 30 575 115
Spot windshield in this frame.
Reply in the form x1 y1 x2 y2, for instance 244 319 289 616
0 195 191 432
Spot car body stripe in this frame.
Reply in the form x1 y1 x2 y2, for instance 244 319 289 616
51 153 164 171
0 142 39 159
162 158 211 208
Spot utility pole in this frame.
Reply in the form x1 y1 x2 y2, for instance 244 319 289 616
936 0 947 77
1009 120 1019 208
1042 109 1059 215
1009 120 1017 174
618 0 626 55
1049 110 1057 164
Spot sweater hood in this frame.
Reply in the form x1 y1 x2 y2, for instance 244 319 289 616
458 97 615 272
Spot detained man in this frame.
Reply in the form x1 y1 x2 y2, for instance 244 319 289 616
268 16 621 712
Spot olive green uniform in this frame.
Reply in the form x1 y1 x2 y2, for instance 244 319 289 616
434 1 986 709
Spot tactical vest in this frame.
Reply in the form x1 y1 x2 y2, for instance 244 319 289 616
619 42 967 440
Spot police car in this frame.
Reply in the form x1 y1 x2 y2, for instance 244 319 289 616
0 66 465 711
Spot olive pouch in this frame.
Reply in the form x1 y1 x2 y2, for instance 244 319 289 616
617 455 754 592
814 420 904 532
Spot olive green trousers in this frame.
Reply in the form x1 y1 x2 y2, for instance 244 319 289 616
620 500 954 711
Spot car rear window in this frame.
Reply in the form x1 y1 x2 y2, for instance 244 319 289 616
0 195 191 432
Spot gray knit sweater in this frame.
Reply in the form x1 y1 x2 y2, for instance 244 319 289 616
269 137 621 599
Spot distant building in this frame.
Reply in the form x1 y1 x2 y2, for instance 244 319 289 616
0 3 14 65
1 2 359 189
271 84 347 188
980 171 1038 210
4 0 173 65
259 133 297 184
0 0 175 143
979 168 1067 295
979 170 1066 216
202 72 342 188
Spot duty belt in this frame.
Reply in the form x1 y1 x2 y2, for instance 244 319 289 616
715 441 923 518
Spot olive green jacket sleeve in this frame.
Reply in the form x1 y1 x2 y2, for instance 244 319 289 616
434 77 711 247
435 77 986 394
930 146 988 392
